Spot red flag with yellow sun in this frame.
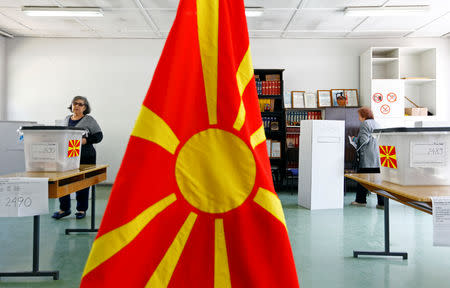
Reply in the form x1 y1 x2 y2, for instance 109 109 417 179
379 146 398 169
67 140 80 158
80 0 299 287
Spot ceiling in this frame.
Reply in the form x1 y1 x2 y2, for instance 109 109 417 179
0 0 449 39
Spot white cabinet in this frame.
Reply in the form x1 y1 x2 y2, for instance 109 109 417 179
360 47 437 120
298 120 344 210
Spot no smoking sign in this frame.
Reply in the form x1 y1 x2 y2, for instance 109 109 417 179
373 93 383 103
380 104 390 114
387 92 397 103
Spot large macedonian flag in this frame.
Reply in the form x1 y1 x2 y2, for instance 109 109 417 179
379 145 398 169
80 0 299 287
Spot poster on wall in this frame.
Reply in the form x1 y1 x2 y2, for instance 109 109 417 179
331 89 345 107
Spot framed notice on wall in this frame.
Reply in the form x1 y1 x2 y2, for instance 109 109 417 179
266 139 272 157
291 91 305 108
271 141 281 158
317 90 332 107
344 89 359 107
304 92 318 108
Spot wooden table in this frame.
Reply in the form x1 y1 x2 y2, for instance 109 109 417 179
345 173 450 260
0 164 107 280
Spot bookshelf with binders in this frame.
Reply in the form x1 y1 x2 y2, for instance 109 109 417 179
285 108 324 168
255 69 286 186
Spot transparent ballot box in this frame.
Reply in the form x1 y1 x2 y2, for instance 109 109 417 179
20 126 86 172
374 127 450 186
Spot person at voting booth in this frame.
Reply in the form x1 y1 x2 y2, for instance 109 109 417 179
52 96 103 219
350 107 384 209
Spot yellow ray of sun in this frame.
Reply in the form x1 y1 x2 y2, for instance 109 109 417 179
197 0 218 125
233 101 246 131
214 219 231 288
82 194 177 278
131 105 180 154
233 46 254 131
250 125 266 149
146 212 198 287
389 146 394 154
254 188 287 229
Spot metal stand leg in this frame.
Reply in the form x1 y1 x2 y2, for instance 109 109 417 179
354 197 408 259
33 215 40 273
0 216 59 280
65 185 99 234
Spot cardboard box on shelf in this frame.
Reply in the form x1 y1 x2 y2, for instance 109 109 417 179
266 74 281 81
405 107 428 116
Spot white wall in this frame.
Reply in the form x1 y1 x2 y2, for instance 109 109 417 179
5 37 450 183
249 38 450 118
0 37 5 120
6 38 165 183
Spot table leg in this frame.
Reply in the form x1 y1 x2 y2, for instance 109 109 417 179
0 216 59 280
353 197 408 259
65 185 99 234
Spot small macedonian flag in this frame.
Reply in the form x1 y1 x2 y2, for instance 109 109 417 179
80 0 299 287
67 139 80 158
379 145 398 169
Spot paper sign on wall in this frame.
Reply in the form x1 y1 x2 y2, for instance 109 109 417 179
0 178 48 217
432 196 450 247
410 142 448 168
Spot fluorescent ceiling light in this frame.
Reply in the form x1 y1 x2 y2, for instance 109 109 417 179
0 30 13 38
22 6 103 17
245 7 263 17
345 6 430 16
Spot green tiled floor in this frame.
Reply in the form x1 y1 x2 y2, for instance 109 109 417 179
1 186 449 287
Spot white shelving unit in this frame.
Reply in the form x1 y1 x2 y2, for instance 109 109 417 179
360 47 437 123
371 48 399 80
400 47 436 117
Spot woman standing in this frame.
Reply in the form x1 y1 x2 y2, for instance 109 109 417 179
350 107 384 209
52 96 103 219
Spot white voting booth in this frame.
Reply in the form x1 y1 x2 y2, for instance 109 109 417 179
0 121 49 217
0 121 36 175
298 120 345 210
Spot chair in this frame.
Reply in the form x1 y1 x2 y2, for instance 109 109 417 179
271 166 280 189
285 168 298 193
